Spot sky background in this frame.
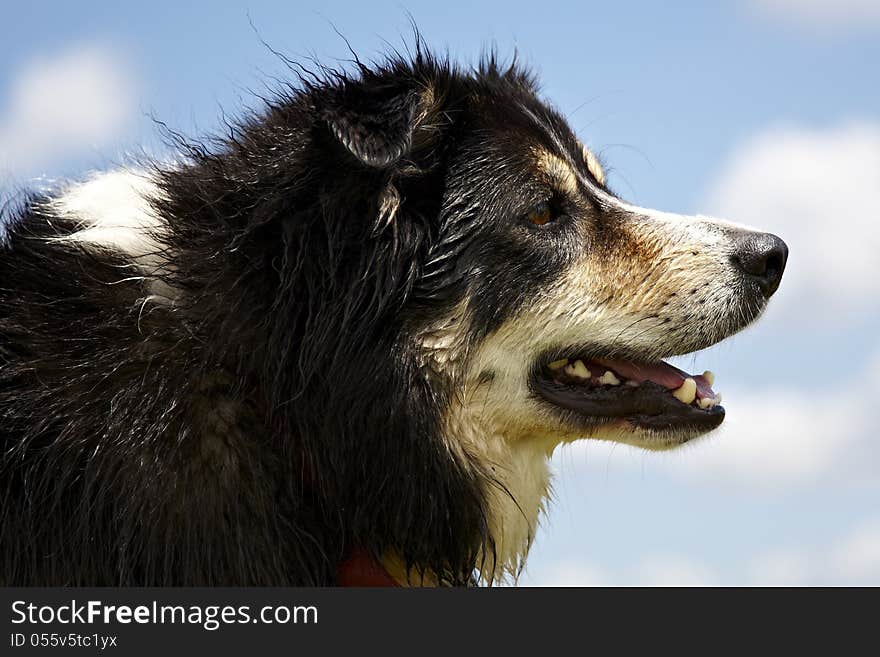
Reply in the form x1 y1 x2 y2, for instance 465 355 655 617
1 0 878 585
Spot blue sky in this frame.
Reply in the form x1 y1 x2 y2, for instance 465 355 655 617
2 0 879 585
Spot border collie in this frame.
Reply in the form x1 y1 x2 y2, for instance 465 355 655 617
0 48 787 586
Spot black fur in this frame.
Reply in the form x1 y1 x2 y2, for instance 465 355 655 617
0 47 587 585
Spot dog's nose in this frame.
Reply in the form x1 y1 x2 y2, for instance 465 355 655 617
730 231 788 298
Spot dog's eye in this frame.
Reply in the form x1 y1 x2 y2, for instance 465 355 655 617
526 201 554 226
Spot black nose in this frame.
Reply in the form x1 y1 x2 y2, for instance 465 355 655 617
730 232 788 298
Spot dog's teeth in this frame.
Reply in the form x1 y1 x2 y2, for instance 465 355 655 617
697 392 723 409
564 360 591 380
625 380 640 387
702 370 715 386
598 371 621 386
672 378 697 405
548 359 568 371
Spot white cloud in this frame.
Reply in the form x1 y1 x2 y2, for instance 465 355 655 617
831 518 880 584
0 45 135 180
520 554 713 587
748 548 813 586
521 559 606 587
747 519 880 585
633 556 714 587
749 0 880 31
704 121 880 327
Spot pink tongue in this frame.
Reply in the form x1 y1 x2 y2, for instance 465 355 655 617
593 358 715 400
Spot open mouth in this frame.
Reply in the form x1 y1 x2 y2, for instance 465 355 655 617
531 355 725 435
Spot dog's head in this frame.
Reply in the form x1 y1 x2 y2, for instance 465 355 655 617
311 55 786 448
180 52 787 583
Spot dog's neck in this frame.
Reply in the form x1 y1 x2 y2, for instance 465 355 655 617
338 406 555 586
419 311 556 583
443 397 555 583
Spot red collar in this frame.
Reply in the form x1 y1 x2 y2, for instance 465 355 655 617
337 549 400 587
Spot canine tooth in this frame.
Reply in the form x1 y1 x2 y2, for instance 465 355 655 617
702 370 715 386
626 380 639 387
598 371 621 386
548 359 568 370
565 360 591 380
714 393 722 405
672 378 697 405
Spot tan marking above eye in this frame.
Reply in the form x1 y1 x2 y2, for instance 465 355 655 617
536 151 578 196
580 142 606 186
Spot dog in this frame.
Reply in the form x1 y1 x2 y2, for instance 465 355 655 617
0 48 787 586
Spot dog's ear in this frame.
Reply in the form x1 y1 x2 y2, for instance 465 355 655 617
323 80 424 168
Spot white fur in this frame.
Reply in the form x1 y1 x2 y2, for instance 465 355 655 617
47 169 176 303
50 170 164 259
444 385 555 582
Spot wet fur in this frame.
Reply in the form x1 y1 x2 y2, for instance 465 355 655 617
0 52 548 585
0 47 768 586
